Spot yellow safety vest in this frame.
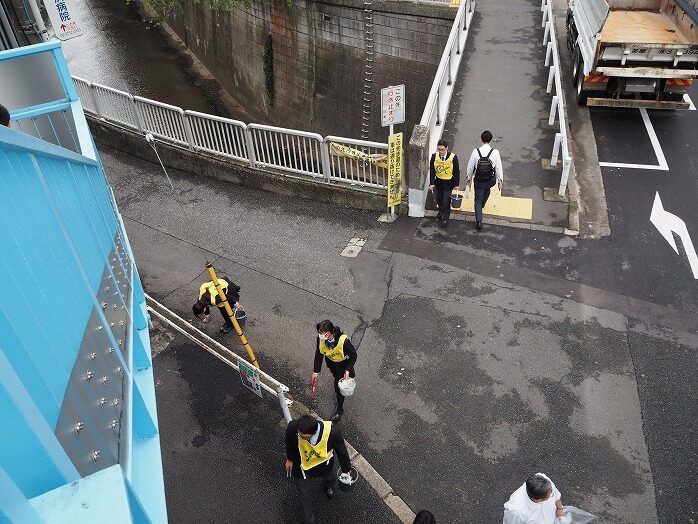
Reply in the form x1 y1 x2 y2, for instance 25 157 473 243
199 279 228 307
319 334 348 363
434 153 454 180
298 421 334 472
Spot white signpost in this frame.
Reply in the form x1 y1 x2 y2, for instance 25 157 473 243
381 85 405 218
381 85 405 129
45 0 84 41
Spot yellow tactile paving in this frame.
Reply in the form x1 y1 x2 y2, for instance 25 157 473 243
449 0 461 6
449 186 533 220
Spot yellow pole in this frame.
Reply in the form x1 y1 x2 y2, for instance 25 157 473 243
206 263 260 369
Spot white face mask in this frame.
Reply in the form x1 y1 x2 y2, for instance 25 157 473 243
318 333 327 341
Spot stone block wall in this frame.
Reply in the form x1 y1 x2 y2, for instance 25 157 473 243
166 0 454 141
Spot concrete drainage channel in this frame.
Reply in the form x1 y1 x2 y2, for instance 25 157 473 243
146 295 416 523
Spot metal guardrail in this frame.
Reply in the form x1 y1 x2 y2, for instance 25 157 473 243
72 76 388 190
542 0 573 196
419 0 474 150
325 136 388 189
145 293 293 423
410 0 476 216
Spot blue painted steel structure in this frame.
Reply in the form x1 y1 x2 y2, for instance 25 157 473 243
0 42 166 523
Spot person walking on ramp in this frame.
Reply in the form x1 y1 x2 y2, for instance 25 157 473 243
429 139 461 228
466 130 504 230
312 320 357 422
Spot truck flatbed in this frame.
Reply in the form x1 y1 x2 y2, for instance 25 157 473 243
600 10 698 45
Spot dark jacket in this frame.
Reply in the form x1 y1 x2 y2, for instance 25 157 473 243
285 419 351 478
429 152 460 186
313 330 357 375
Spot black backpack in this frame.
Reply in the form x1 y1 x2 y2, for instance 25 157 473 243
474 148 495 181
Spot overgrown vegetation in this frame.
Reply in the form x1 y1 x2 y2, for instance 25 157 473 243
139 0 252 21
263 33 275 105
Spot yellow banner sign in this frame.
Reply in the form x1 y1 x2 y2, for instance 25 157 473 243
329 142 388 169
387 132 403 207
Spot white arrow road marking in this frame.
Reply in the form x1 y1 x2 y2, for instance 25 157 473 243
650 192 698 279
600 108 669 171
684 94 696 111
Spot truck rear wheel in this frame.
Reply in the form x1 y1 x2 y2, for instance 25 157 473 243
576 64 588 105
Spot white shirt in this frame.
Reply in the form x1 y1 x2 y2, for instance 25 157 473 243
309 423 322 446
466 143 504 182
503 473 561 524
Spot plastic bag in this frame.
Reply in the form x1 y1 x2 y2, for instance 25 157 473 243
556 506 597 524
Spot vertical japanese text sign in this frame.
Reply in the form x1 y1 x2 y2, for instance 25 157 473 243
46 0 84 41
381 85 405 127
387 132 403 207
239 361 263 398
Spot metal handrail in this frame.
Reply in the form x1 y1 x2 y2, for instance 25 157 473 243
134 96 191 148
410 0 475 216
325 135 388 189
419 0 474 135
145 293 293 422
542 0 573 196
72 76 387 191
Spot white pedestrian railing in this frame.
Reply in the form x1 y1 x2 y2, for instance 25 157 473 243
325 136 388 189
185 111 249 162
248 123 326 179
542 0 573 196
91 82 141 131
411 0 476 217
145 294 293 423
134 97 191 148
72 76 387 191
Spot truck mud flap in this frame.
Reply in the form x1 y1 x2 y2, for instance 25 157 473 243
587 98 690 110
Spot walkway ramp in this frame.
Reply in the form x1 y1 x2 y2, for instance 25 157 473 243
437 0 568 228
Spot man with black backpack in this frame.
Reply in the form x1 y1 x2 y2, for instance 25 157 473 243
466 130 504 230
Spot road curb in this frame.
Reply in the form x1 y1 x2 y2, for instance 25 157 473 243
423 210 568 234
287 402 416 524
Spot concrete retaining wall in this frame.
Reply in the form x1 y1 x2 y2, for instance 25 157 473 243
88 118 388 212
165 0 454 141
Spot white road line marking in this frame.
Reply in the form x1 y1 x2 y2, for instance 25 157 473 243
599 108 669 171
650 192 698 279
640 107 669 169
684 94 696 111
599 162 670 170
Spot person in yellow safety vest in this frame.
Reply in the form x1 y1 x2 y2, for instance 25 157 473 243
192 277 241 333
312 320 358 422
285 415 352 524
428 138 461 229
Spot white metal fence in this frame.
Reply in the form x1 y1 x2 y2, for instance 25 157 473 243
72 76 388 190
411 0 476 217
542 0 572 196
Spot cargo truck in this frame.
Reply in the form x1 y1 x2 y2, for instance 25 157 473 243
566 0 698 108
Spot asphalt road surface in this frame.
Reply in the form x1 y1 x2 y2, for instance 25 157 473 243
99 138 697 523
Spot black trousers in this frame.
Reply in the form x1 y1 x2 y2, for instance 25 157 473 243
434 179 455 221
216 305 233 327
294 463 336 524
328 362 355 412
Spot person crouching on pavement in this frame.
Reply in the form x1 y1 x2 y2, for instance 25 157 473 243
192 277 241 333
285 415 353 524
312 320 357 422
